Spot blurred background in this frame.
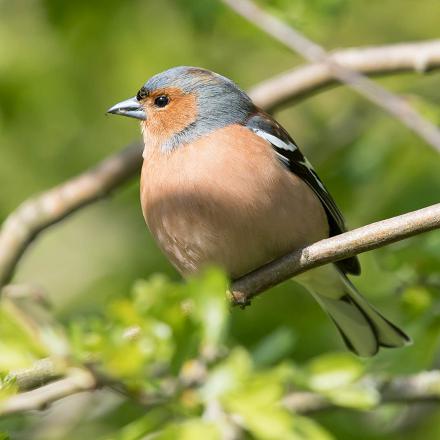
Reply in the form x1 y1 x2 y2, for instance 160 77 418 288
0 0 439 439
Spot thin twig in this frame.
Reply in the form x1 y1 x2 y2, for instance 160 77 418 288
0 143 142 287
6 358 62 392
231 203 440 304
2 283 50 308
0 360 166 416
283 371 440 414
222 0 440 152
0 369 96 416
250 39 440 111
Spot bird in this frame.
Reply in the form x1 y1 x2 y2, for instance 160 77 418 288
107 66 410 356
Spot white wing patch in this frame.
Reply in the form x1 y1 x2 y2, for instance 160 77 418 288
299 157 327 192
274 151 290 166
251 128 297 152
252 126 328 193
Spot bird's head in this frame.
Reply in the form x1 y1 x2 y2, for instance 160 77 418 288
107 66 254 151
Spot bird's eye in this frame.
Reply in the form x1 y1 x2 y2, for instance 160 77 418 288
136 88 148 101
154 95 169 108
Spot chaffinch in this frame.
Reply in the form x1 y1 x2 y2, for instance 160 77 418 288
108 66 410 356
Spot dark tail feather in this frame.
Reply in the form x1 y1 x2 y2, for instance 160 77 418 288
300 267 411 357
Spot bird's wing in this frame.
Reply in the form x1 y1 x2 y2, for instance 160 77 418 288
245 110 361 275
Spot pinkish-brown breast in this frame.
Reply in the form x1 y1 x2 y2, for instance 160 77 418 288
140 124 328 279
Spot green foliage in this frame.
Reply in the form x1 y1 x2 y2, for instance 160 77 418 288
0 270 377 438
1 267 438 439
0 305 49 370
0 269 337 439
69 269 229 382
305 353 379 409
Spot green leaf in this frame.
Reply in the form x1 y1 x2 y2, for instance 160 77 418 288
111 408 179 440
252 326 296 367
304 354 378 410
0 373 18 403
201 348 252 402
224 385 296 440
402 285 432 315
293 415 334 440
186 267 230 351
133 274 173 314
222 365 299 440
0 305 48 370
306 353 365 391
155 419 221 440
325 383 380 409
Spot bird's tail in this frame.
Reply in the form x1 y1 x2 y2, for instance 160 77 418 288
296 266 411 357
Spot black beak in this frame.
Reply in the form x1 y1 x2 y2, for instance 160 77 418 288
107 96 146 121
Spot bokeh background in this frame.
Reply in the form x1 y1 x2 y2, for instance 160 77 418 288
1 0 440 439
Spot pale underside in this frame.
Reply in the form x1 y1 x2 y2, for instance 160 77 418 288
140 124 328 279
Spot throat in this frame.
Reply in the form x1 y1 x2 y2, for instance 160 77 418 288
161 120 200 152
142 120 207 154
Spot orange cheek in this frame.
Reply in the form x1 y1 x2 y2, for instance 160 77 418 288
142 93 197 145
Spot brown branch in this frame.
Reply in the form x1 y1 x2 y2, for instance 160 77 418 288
222 0 440 152
0 143 142 287
249 39 440 111
2 283 50 307
6 358 62 392
0 368 96 416
231 203 440 305
1 39 440 288
0 360 166 416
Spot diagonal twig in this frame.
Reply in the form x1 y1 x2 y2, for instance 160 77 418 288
0 359 168 416
0 369 96 416
5 358 62 392
250 39 440 111
283 370 440 414
0 143 142 287
222 0 440 152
